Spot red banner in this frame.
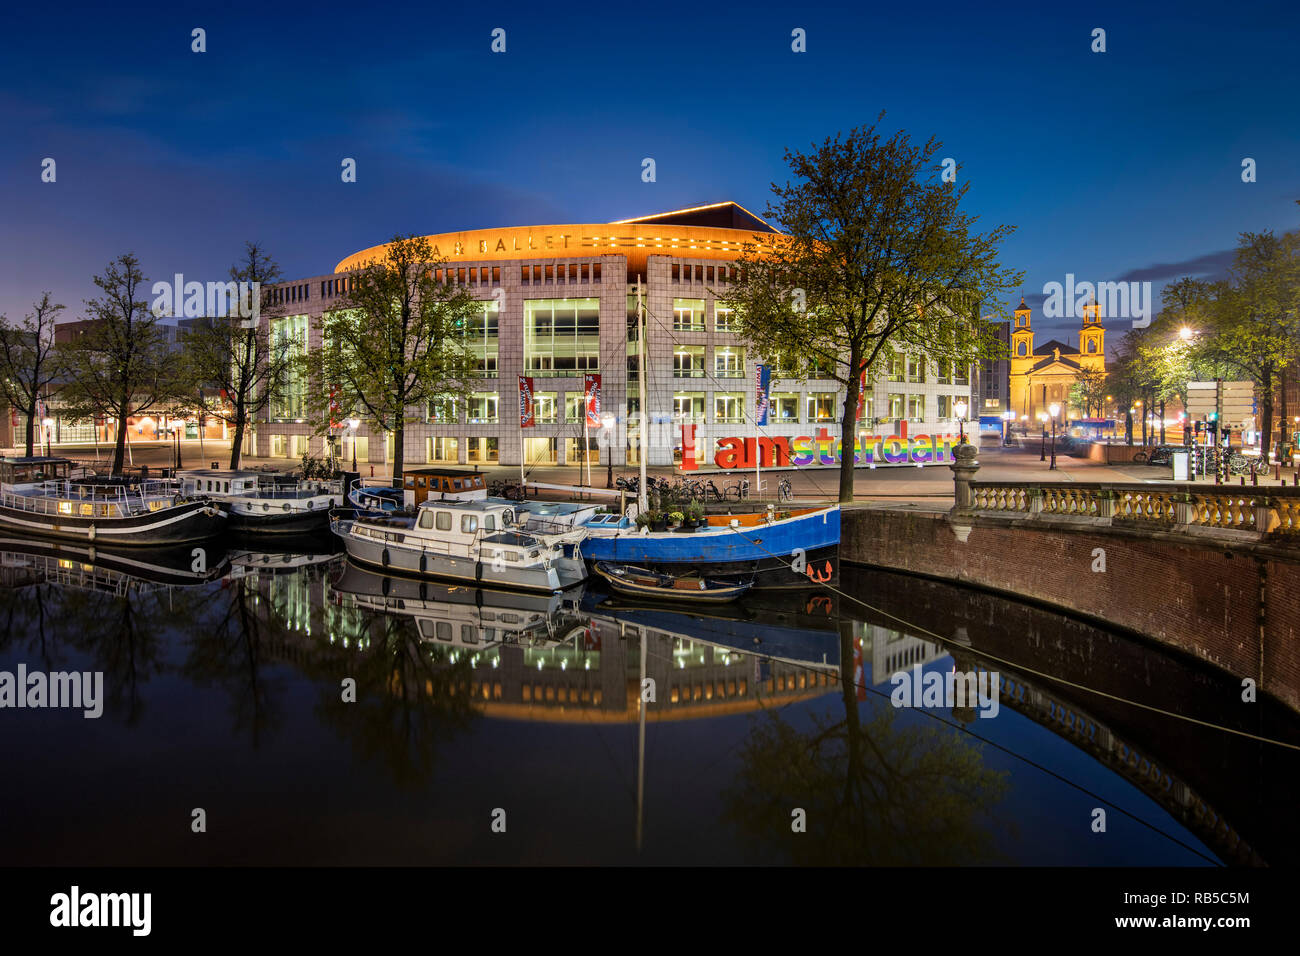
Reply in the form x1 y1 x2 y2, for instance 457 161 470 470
328 385 341 430
518 376 535 428
584 373 602 427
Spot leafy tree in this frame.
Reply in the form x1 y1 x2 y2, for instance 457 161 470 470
0 293 64 456
56 254 183 475
179 243 291 468
1188 231 1300 462
307 235 479 480
724 119 1022 502
1068 366 1108 417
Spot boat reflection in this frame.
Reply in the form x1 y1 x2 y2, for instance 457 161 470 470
0 535 231 591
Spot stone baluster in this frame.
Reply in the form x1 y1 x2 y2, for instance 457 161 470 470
948 442 980 543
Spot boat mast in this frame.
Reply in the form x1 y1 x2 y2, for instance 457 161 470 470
636 276 648 514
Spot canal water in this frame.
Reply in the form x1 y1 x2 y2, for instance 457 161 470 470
1 535 1296 866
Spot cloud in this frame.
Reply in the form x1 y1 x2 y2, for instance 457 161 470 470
1112 248 1236 285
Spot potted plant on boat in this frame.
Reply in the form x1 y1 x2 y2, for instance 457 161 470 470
684 500 704 529
635 509 660 531
668 510 685 530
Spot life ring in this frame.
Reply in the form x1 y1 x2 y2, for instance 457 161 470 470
381 548 390 568
419 554 427 574
282 503 290 512
87 524 95 542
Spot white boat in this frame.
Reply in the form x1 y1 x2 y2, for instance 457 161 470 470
178 469 345 533
330 498 588 592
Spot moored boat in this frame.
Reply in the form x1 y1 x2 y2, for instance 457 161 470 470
330 497 588 592
592 561 751 603
178 468 347 533
0 457 225 546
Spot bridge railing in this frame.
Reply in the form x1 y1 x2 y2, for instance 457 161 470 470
968 480 1300 539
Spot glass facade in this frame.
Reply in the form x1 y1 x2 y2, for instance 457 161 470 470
525 298 599 376
270 314 309 421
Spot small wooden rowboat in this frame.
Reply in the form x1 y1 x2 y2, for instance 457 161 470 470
593 561 751 604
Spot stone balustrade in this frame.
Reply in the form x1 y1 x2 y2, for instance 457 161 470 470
967 480 1300 541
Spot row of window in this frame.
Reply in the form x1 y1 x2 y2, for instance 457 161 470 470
521 262 602 285
670 263 734 285
885 353 971 385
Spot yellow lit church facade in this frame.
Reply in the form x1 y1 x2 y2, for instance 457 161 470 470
1009 297 1106 421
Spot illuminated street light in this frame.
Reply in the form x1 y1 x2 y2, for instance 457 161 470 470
953 398 968 442
1048 403 1061 470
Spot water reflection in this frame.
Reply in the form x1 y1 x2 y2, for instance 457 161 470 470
1 537 1297 865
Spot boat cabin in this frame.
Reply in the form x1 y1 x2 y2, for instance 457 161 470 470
0 457 72 485
178 469 264 497
402 467 487 506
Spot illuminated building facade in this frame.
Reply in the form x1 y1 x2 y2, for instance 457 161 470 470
249 202 976 469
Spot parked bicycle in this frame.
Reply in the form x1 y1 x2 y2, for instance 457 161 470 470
777 476 793 502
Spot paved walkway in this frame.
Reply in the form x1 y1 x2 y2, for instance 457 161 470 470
13 439 1299 505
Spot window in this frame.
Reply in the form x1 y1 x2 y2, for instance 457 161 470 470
673 346 705 378
270 434 288 457
418 510 434 529
906 355 925 383
714 392 745 424
565 394 588 423
673 298 705 332
1087 340 1098 353
672 392 705 423
428 396 458 423
937 394 953 419
772 392 800 423
467 393 498 424
532 392 557 424
484 514 497 533
1017 341 1028 357
427 437 459 462
269 314 309 420
714 347 745 378
888 393 905 419
460 301 499 376
466 437 498 463
461 515 478 534
435 512 452 531
524 298 600 375
887 354 905 382
954 364 970 386
524 436 558 463
714 305 740 333
806 393 836 422
907 394 925 421
937 361 951 385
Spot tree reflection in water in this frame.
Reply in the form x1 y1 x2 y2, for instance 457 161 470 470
723 630 1010 865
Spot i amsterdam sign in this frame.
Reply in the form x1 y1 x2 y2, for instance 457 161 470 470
680 422 963 470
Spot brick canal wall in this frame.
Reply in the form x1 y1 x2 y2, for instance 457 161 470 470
841 507 1300 712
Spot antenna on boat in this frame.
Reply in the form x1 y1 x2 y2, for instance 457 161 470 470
636 276 648 515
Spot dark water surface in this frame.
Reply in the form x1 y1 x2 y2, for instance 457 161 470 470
1 536 1296 866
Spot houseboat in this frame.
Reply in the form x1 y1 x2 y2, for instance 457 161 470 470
509 500 840 590
400 467 488 505
178 469 347 533
0 457 225 546
330 498 587 592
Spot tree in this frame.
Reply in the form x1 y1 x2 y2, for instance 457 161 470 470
1068 367 1107 417
179 243 290 469
724 120 1022 502
0 293 65 456
57 254 183 475
308 235 479 480
1188 231 1300 463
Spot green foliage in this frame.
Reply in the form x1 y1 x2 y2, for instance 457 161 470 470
721 118 1022 501
0 292 64 456
307 235 480 479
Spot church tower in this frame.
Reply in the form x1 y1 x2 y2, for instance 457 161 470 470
1079 296 1105 366
1011 296 1034 361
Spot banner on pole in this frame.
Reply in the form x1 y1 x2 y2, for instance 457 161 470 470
518 376 535 428
754 364 771 426
328 385 342 431
584 373 602 427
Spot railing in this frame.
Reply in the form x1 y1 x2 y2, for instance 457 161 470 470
966 480 1300 539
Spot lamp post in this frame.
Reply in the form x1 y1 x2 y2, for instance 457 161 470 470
1049 402 1060 470
953 399 968 443
347 418 360 470
1038 412 1048 461
41 417 54 457
602 414 616 488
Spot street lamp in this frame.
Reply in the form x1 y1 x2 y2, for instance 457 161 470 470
41 417 54 457
347 418 361 470
1038 412 1048 461
953 399 968 443
602 413 616 488
1048 402 1061 470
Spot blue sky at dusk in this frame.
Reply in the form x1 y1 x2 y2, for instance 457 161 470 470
3 0 1298 347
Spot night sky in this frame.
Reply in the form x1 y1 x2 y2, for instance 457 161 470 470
3 0 1298 346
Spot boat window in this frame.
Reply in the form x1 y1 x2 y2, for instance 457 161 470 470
436 511 452 531
417 477 426 487
436 621 452 642
461 625 477 644
461 515 478 534
149 501 164 511
58 501 72 515
80 503 94 516
418 620 436 639
100 504 113 517
453 479 462 489
484 514 496 533
224 482 230 493
418 510 434 529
